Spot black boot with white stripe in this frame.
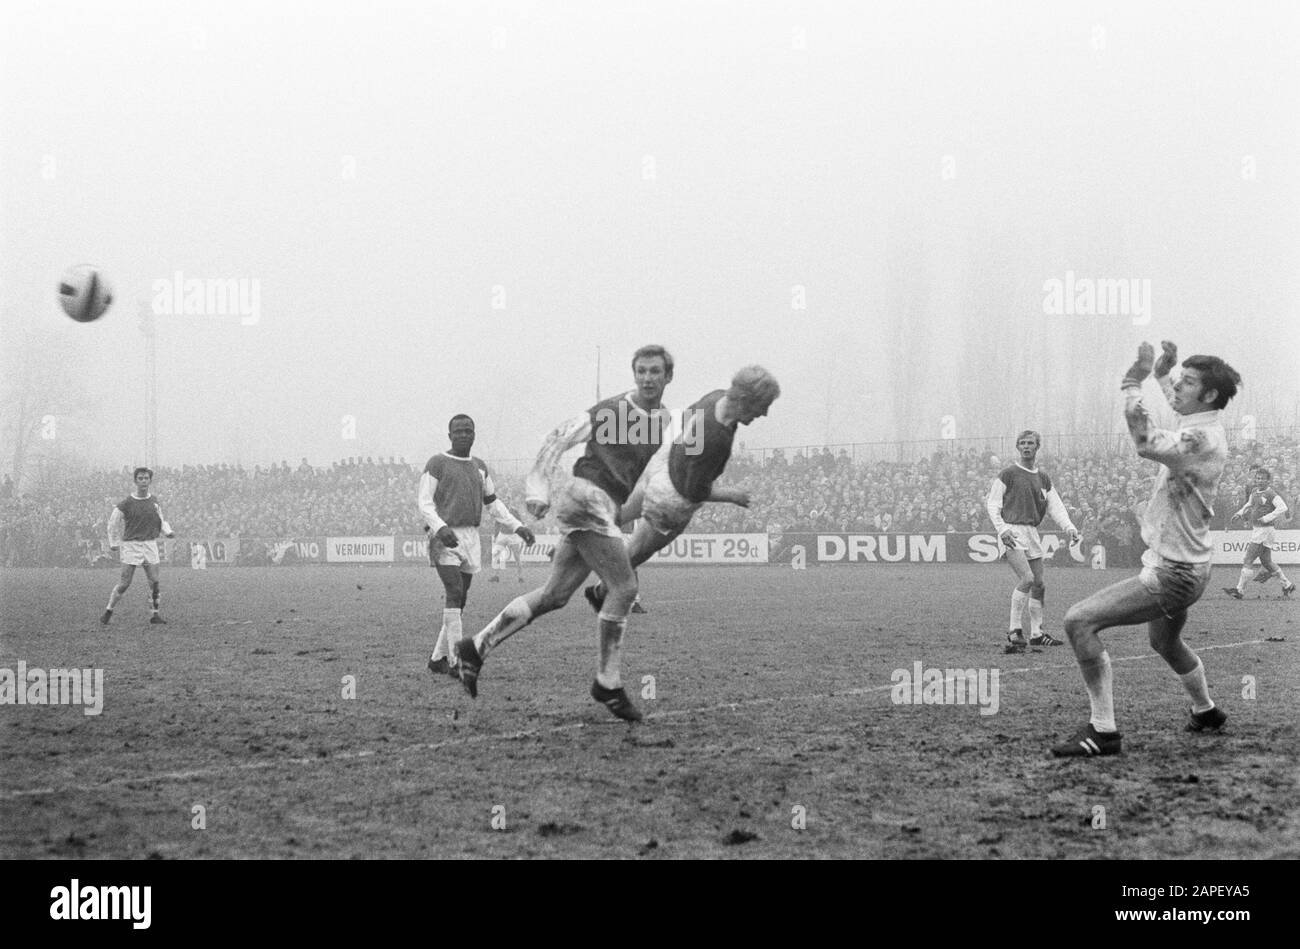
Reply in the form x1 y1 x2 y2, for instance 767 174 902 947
1051 723 1122 757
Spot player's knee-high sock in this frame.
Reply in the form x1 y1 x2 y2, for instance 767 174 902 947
431 607 461 662
1009 589 1027 632
1178 657 1214 713
106 586 125 611
475 596 535 657
149 582 161 615
1236 566 1253 593
1080 652 1116 733
1028 598 1044 637
595 613 628 690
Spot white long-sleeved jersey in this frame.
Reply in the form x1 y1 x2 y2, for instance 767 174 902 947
1123 378 1227 563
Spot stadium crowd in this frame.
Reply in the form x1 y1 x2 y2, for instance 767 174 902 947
1 436 1295 567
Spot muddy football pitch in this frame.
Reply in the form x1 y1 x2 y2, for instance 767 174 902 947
2 563 1296 859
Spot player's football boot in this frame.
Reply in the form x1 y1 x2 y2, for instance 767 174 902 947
1185 706 1227 732
1222 587 1244 599
1050 724 1122 757
455 639 483 698
631 599 647 614
1029 632 1064 648
149 614 167 625
99 610 112 625
1283 581 1296 597
1004 630 1028 654
427 657 451 676
583 584 606 614
590 680 643 722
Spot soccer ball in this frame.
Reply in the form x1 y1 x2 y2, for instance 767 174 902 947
58 264 114 322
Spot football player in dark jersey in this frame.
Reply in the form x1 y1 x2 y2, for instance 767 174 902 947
101 468 175 625
457 346 673 721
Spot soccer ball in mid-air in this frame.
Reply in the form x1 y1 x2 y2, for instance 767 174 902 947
58 264 113 322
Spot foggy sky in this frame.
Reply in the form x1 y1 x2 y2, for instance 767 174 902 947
2 0 1297 475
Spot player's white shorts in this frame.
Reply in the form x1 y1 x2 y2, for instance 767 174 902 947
492 532 524 564
641 451 701 536
1248 525 1277 549
120 540 161 566
1001 525 1043 560
554 477 623 539
428 526 482 573
1138 549 1211 617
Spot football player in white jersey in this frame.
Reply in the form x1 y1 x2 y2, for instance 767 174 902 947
1053 341 1241 758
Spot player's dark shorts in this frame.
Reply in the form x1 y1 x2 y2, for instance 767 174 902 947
1138 549 1211 617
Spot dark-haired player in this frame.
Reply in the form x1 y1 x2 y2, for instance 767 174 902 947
101 467 175 625
1224 468 1294 598
585 365 781 610
420 414 534 678
985 431 1080 653
457 345 674 721
1053 341 1241 757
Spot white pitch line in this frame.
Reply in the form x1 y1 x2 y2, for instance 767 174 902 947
0 637 1276 800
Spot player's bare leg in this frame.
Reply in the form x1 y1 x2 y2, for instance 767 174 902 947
142 562 165 624
1053 576 1167 756
587 519 677 609
1003 548 1034 652
459 538 591 695
1146 609 1226 731
102 563 136 624
569 531 642 720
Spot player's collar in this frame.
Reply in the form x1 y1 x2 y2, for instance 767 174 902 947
133 492 153 499
440 452 474 461
623 391 667 415
1014 461 1039 474
1176 408 1219 427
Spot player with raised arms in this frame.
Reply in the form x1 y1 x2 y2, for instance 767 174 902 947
1223 467 1294 598
985 431 1081 653
100 467 175 625
420 415 534 679
584 365 781 611
1052 341 1240 757
457 345 674 721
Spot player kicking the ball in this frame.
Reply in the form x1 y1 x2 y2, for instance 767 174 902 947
1052 341 1240 758
457 345 674 721
1223 468 1294 598
584 366 781 611
420 415 534 680
986 431 1081 653
101 467 176 625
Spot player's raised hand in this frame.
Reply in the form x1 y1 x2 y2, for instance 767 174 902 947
1153 340 1178 378
434 525 459 548
515 526 536 546
1124 342 1156 384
